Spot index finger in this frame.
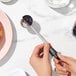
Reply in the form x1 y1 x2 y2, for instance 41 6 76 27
32 43 44 56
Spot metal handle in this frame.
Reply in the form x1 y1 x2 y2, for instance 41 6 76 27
49 47 60 60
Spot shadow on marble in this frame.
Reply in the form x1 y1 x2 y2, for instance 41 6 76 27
0 15 17 66
2 0 18 5
25 72 30 76
26 21 41 35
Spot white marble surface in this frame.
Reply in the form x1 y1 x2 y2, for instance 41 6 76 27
0 0 76 76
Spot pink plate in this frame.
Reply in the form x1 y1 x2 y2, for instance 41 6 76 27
0 9 13 60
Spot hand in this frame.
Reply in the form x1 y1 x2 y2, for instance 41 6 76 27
54 54 76 76
30 43 52 76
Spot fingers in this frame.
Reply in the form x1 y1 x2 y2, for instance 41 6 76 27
58 54 72 65
54 58 69 71
54 57 70 76
55 68 69 75
32 43 44 57
55 64 67 72
30 44 44 65
43 43 51 59
54 61 69 76
31 42 51 58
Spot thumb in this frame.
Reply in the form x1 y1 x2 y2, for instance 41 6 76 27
58 54 72 65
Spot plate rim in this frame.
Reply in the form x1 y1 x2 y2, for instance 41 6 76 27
0 9 13 60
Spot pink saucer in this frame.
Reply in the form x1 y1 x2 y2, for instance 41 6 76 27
0 9 13 60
